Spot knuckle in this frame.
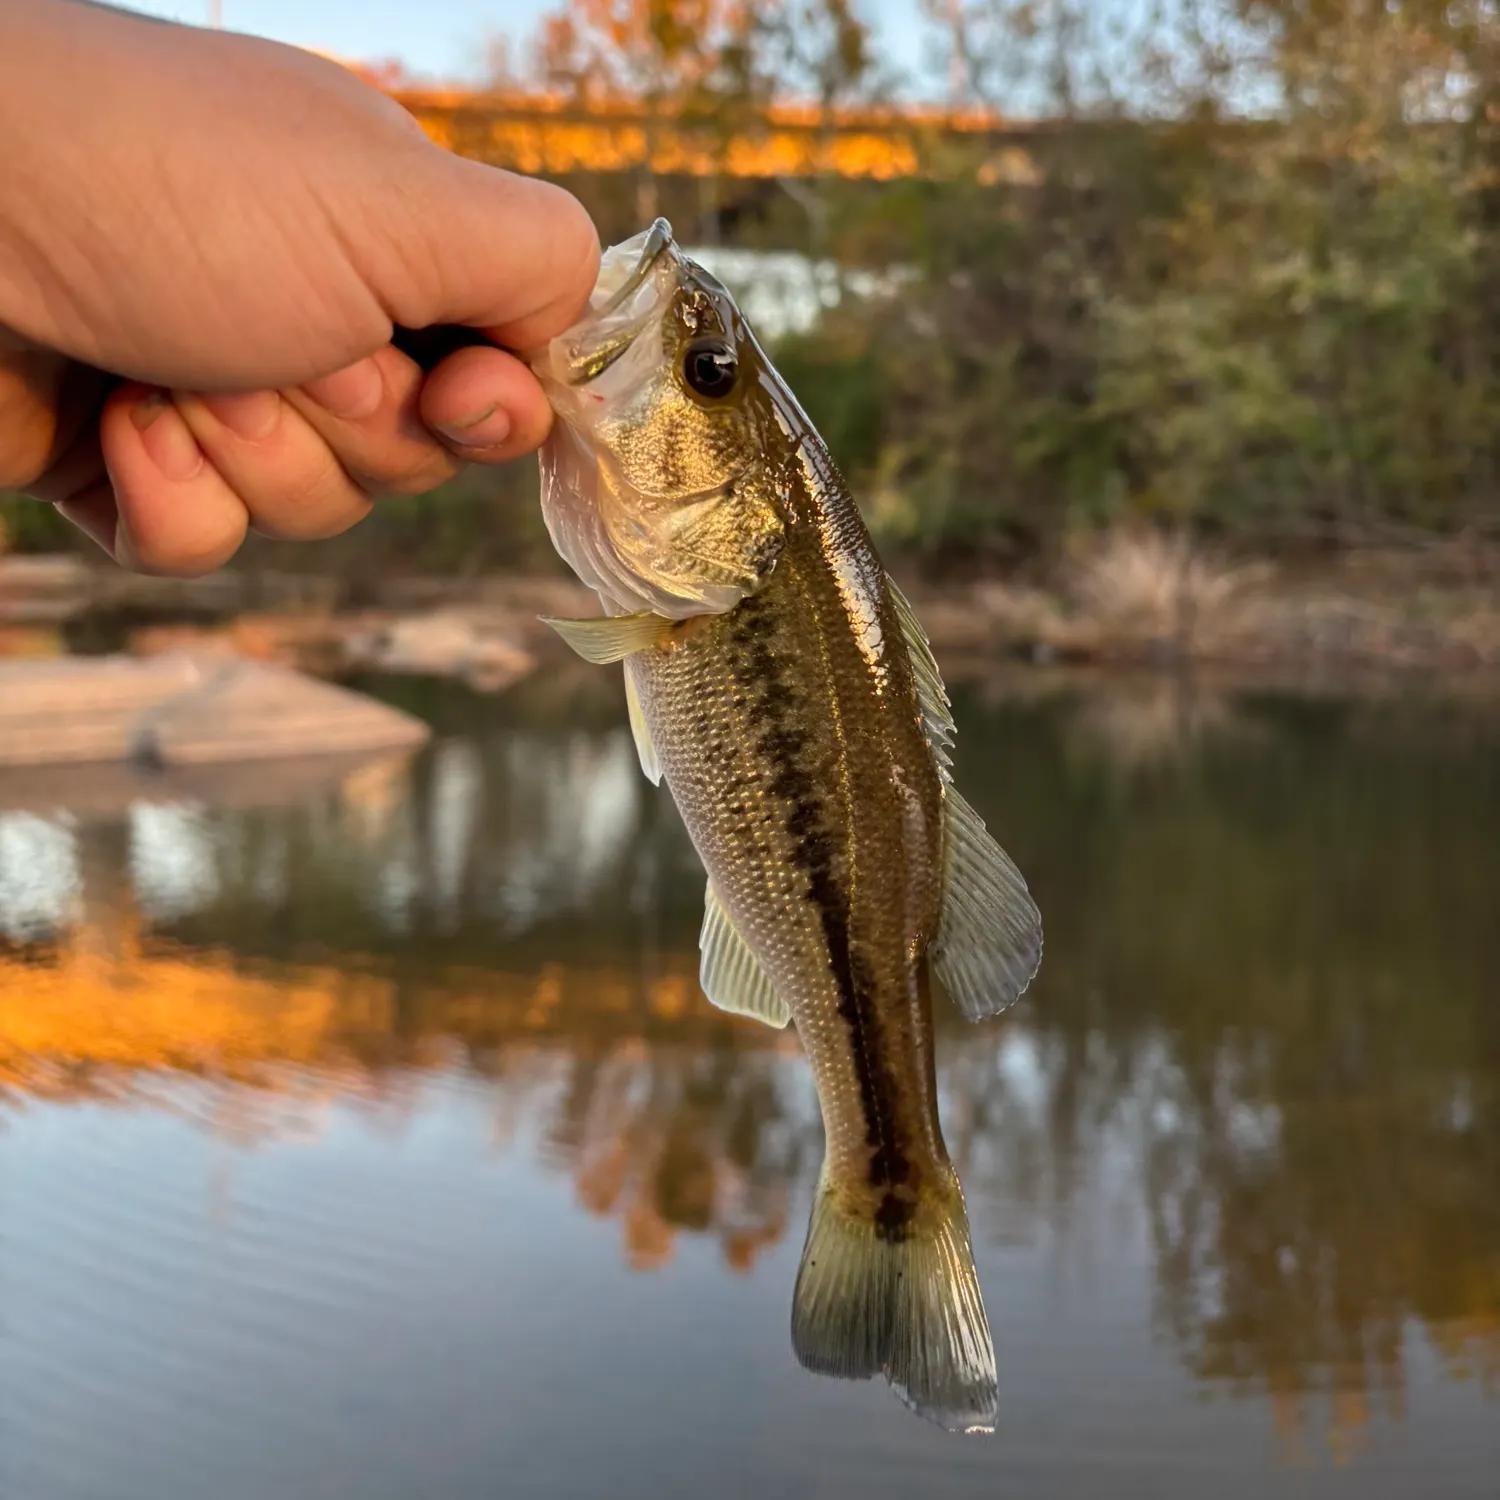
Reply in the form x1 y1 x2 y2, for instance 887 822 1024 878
0 434 51 492
120 502 247 576
0 364 62 491
268 466 354 531
126 533 243 577
285 396 455 500
545 182 602 270
338 434 458 497
251 483 371 542
373 450 460 497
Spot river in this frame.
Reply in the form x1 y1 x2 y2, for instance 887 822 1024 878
0 668 1495 1498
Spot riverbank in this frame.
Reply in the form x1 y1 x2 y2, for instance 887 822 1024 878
2 532 1497 688
909 531 1500 681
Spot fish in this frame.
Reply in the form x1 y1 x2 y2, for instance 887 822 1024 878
528 219 1043 1433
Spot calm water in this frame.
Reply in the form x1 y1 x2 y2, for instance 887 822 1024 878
0 668 1496 1499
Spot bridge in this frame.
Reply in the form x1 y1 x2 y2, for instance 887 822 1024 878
385 86 1037 184
367 76 1042 245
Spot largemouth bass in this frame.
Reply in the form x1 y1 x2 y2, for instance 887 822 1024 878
529 221 1043 1432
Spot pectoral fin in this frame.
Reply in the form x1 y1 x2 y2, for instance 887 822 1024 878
540 611 674 664
622 666 662 785
932 788 1043 1021
699 882 790 1028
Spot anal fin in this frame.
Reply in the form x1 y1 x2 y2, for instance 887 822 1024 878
699 882 790 1029
932 788 1043 1020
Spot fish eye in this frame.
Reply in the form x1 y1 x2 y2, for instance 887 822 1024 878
682 339 738 399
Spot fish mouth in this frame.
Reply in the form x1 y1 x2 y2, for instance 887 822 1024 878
533 218 682 390
591 217 675 321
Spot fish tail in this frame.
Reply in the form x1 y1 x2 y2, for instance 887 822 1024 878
790 1167 997 1434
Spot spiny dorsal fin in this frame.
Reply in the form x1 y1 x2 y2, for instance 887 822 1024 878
932 788 1043 1021
699 882 790 1029
539 611 674 664
623 665 661 785
887 579 954 774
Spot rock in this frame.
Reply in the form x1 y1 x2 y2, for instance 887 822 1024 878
346 611 536 692
0 747 414 818
129 614 353 676
0 654 429 770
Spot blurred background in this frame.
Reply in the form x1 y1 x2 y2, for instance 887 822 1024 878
1 3 1498 1498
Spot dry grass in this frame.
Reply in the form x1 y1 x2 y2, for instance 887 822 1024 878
1067 528 1268 653
905 529 1500 675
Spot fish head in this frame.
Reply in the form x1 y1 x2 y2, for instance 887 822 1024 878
531 219 789 619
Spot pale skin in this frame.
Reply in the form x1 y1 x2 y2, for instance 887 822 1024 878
0 0 600 574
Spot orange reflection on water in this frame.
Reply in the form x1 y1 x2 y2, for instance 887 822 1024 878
0 905 799 1279
0 927 348 1098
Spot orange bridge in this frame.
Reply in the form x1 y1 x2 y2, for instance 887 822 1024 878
378 83 1040 187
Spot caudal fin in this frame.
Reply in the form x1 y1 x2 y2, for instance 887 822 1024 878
790 1172 997 1433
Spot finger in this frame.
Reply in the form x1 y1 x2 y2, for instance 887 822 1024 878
99 384 249 575
418 345 554 462
0 349 108 494
174 388 374 543
0 347 66 489
368 150 600 350
279 343 461 498
26 421 106 507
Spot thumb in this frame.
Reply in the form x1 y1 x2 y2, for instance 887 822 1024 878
364 145 601 353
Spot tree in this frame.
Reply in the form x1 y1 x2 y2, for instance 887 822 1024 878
533 0 770 220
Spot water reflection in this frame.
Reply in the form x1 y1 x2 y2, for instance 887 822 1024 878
0 671 1497 1482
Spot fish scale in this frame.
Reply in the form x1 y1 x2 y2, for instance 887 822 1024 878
630 513 948 1208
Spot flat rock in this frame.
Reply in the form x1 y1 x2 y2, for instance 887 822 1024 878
0 654 429 770
344 610 536 691
0 747 413 818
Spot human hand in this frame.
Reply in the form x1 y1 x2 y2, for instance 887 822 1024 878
0 0 598 574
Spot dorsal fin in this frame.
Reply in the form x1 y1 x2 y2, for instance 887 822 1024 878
931 788 1043 1021
887 577 1043 1019
887 579 954 775
699 882 791 1028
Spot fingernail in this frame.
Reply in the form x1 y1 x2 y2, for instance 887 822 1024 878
197 389 281 441
131 392 203 481
303 358 384 420
436 404 511 449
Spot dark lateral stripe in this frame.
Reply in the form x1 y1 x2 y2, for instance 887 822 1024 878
727 590 911 1232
